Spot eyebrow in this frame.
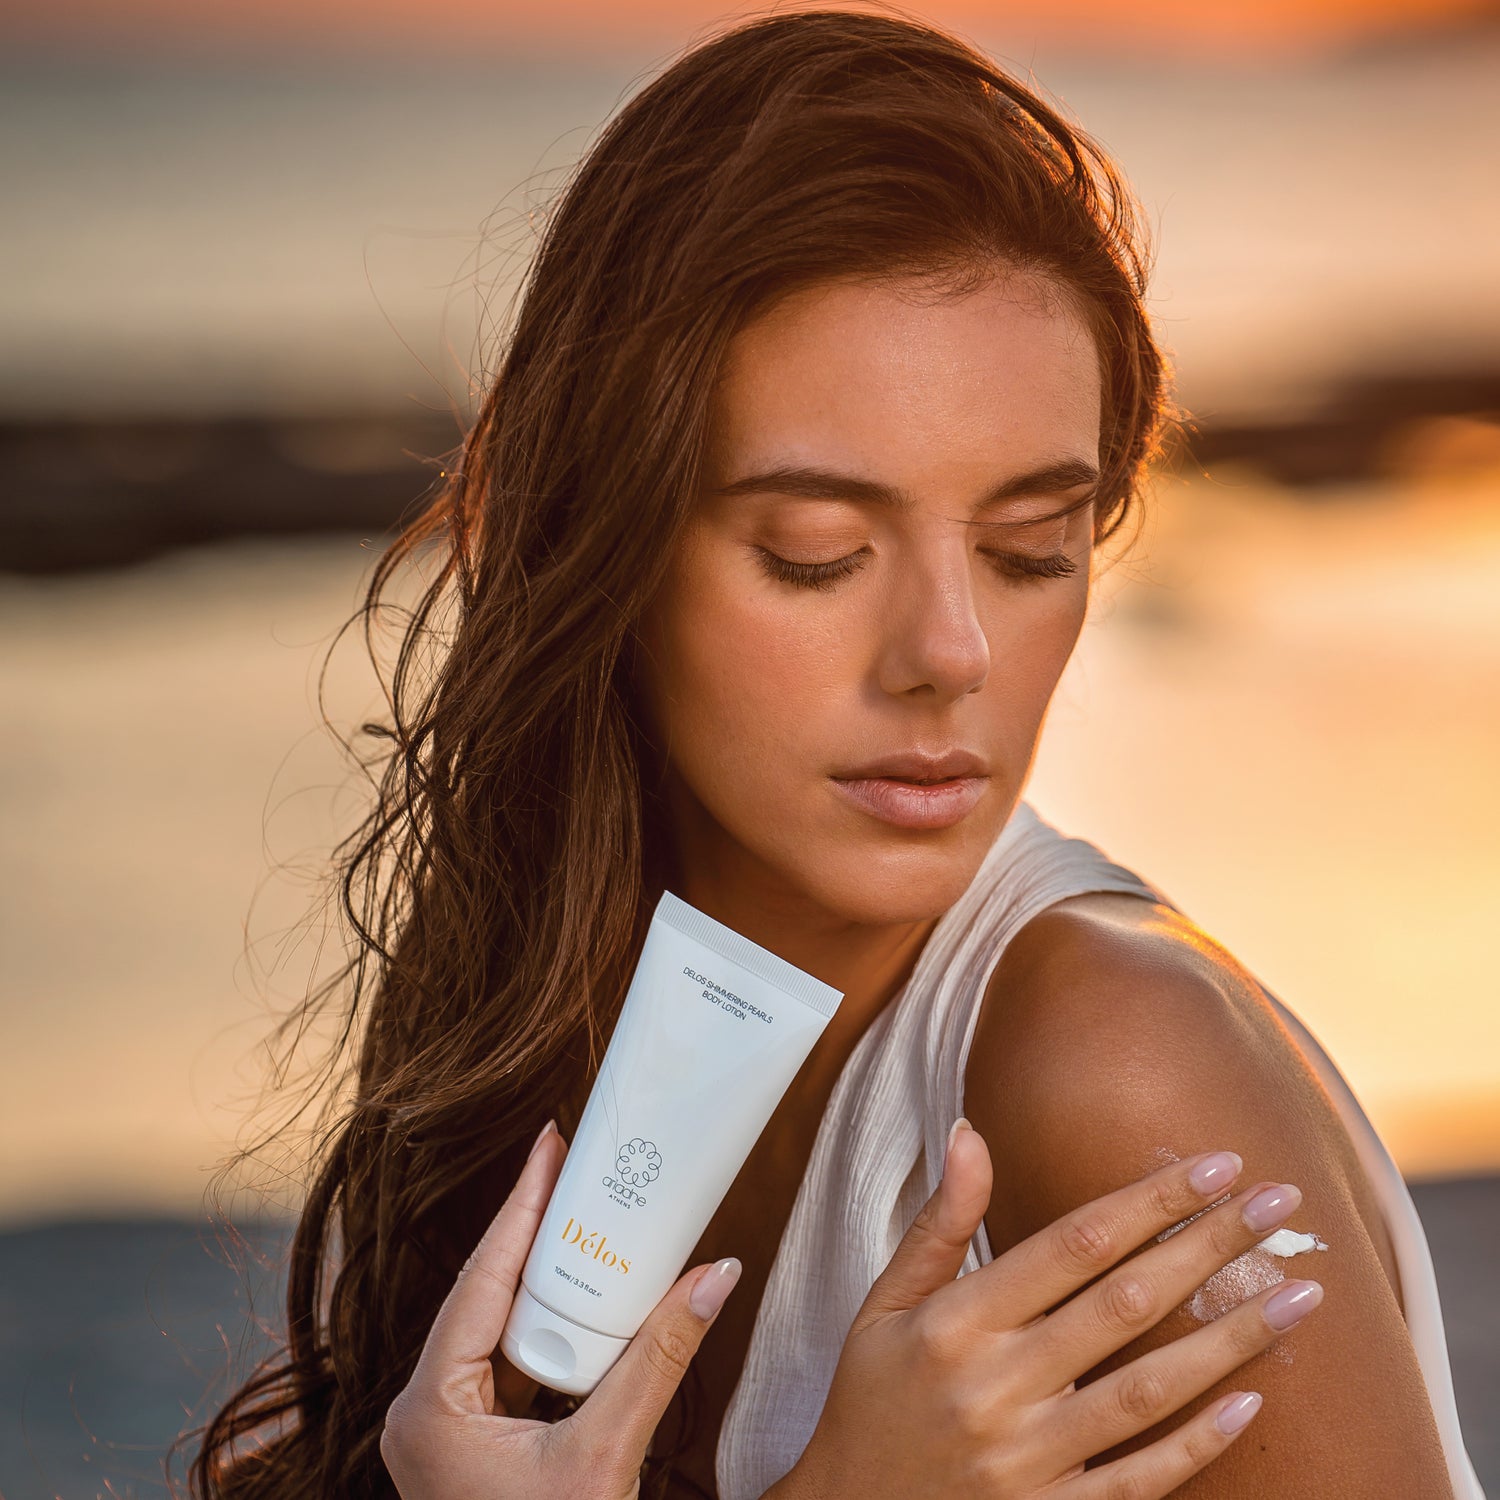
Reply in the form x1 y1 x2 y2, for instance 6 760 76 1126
708 457 1102 521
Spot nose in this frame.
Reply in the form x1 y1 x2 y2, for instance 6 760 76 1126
875 539 990 702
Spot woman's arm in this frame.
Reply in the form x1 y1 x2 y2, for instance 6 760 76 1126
964 894 1455 1498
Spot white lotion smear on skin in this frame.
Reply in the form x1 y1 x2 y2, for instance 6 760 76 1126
500 890 844 1397
1149 1147 1329 1360
1259 1227 1330 1257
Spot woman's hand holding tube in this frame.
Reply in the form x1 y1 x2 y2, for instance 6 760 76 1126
765 1120 1322 1500
378 1119 742 1500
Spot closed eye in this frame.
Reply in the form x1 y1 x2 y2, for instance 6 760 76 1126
751 545 1078 593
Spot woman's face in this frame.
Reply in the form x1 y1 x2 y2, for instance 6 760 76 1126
632 268 1103 928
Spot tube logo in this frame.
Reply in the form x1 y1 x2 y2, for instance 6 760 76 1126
615 1138 662 1187
602 1136 662 1207
560 1216 631 1274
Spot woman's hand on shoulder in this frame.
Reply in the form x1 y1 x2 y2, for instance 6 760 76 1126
378 1120 740 1500
769 1127 1296 1500
962 899 1456 1497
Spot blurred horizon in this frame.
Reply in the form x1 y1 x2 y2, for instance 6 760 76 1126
3 6 1499 429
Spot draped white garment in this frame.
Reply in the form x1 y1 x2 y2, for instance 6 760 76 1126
715 798 1486 1500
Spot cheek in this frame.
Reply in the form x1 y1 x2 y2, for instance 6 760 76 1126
1033 586 1089 676
981 579 1090 705
641 544 844 788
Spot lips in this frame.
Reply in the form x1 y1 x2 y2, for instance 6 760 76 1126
828 772 986 830
831 748 987 783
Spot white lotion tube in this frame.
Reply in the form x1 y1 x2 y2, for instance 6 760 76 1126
500 889 843 1396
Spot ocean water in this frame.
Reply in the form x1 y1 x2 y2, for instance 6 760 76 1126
2 460 1498 1229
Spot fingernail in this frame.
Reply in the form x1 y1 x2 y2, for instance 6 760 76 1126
690 1256 742 1320
526 1118 556 1161
1264 1278 1323 1330
1241 1182 1302 1233
945 1116 972 1174
1189 1151 1243 1196
1215 1391 1263 1435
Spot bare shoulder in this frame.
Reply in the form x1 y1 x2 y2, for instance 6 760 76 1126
965 889 1384 1267
962 889 1455 1495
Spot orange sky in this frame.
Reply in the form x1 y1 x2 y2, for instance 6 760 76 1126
10 0 1496 57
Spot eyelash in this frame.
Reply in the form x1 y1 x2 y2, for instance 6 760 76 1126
752 545 1079 593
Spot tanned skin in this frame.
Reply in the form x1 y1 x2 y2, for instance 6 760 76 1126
964 889 1454 1499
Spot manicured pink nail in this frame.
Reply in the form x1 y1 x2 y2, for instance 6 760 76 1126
690 1257 742 1320
527 1118 556 1161
1216 1391 1263 1435
1264 1279 1323 1330
1189 1151 1242 1196
1241 1182 1302 1232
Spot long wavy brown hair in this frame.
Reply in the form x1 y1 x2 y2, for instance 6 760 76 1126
176 7 1178 1497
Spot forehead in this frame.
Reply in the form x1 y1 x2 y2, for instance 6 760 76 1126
705 271 1103 479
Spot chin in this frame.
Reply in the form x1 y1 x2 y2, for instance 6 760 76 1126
787 839 994 928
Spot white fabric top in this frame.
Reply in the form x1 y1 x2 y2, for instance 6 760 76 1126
715 798 1486 1500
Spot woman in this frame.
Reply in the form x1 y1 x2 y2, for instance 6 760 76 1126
186 9 1482 1498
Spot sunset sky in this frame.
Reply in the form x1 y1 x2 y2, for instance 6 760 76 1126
12 0 1498 57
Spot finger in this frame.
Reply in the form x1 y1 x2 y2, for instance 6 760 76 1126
957 1148 1245 1330
414 1121 567 1382
1051 1276 1323 1466
1056 1389 1264 1500
1026 1177 1305 1388
574 1256 743 1455
850 1118 993 1331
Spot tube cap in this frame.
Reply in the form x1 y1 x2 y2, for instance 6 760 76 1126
500 1283 632 1397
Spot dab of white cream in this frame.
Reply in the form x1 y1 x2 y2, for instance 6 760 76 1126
1257 1228 1329 1258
